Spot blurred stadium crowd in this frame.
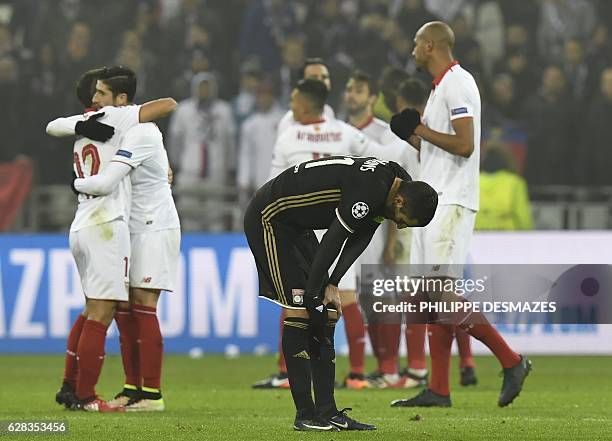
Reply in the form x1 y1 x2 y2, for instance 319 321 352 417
1 0 611 231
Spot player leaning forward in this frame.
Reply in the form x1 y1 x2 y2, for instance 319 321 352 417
389 21 531 408
47 67 179 411
244 155 438 431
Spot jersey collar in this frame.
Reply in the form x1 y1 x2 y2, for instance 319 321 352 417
355 115 374 130
301 118 326 125
432 60 459 89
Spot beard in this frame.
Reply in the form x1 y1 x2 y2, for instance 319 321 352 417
346 103 367 116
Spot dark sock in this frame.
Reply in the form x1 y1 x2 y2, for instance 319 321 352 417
282 317 315 420
311 318 338 419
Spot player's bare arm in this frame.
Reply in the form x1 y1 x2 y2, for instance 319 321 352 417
413 116 474 158
139 98 177 123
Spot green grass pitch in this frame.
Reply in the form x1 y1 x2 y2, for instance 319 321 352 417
0 354 611 440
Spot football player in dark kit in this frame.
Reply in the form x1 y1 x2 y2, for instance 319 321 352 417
244 155 438 431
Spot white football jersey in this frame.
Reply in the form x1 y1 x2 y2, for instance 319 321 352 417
276 104 335 137
420 62 481 210
112 123 180 233
70 105 141 232
269 117 391 178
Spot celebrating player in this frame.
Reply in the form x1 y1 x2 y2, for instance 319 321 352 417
71 115 180 412
244 155 438 431
47 66 176 412
388 21 531 408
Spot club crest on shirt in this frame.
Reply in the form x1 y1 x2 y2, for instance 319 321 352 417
292 289 305 305
351 202 369 219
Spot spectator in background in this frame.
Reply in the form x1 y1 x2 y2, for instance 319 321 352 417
167 72 236 230
563 39 590 102
57 22 94 114
451 14 483 80
0 56 22 163
232 61 262 130
522 65 577 186
392 0 438 35
304 0 352 62
239 0 297 72
579 67 612 186
373 66 410 122
494 48 538 104
484 73 519 129
476 145 533 231
277 34 306 105
538 0 596 62
173 49 212 100
237 80 284 208
472 0 504 77
385 23 414 72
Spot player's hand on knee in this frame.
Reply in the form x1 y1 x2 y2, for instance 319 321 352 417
390 108 421 141
323 284 342 315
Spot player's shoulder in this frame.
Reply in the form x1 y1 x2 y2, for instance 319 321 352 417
124 122 161 144
445 65 478 88
371 117 390 129
323 104 335 119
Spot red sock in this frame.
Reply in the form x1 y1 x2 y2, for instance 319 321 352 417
428 324 453 396
63 314 86 387
342 302 365 375
115 306 141 387
462 322 520 368
378 324 401 374
76 319 108 399
278 309 287 374
367 323 381 368
455 327 475 369
132 305 163 390
406 324 427 370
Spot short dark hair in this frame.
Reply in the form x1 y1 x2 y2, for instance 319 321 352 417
98 65 137 101
399 180 438 227
76 67 106 107
295 79 328 112
398 78 428 107
381 66 410 112
299 57 329 79
349 69 378 96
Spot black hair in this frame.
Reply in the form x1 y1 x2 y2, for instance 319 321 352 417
399 180 438 227
397 78 428 107
76 67 107 107
295 78 328 112
380 66 410 112
349 69 378 96
98 65 137 102
299 57 329 79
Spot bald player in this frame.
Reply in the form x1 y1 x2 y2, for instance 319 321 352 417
389 21 531 408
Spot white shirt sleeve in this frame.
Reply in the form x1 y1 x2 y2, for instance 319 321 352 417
46 114 86 137
74 161 131 195
347 124 389 159
268 129 291 179
111 124 157 169
445 79 475 121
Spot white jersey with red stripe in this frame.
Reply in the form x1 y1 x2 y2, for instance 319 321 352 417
269 117 391 179
70 105 141 232
276 104 335 136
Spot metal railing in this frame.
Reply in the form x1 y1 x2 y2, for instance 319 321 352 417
9 184 612 232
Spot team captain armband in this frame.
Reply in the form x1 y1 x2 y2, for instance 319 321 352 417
451 107 468 116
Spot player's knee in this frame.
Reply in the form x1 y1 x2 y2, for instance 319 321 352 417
86 300 117 326
130 288 161 307
339 290 356 306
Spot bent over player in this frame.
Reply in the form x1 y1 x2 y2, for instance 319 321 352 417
244 156 438 431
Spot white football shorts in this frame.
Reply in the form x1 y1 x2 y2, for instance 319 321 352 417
410 204 476 278
129 228 181 291
70 218 130 301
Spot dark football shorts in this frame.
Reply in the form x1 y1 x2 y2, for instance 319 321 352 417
244 195 332 309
